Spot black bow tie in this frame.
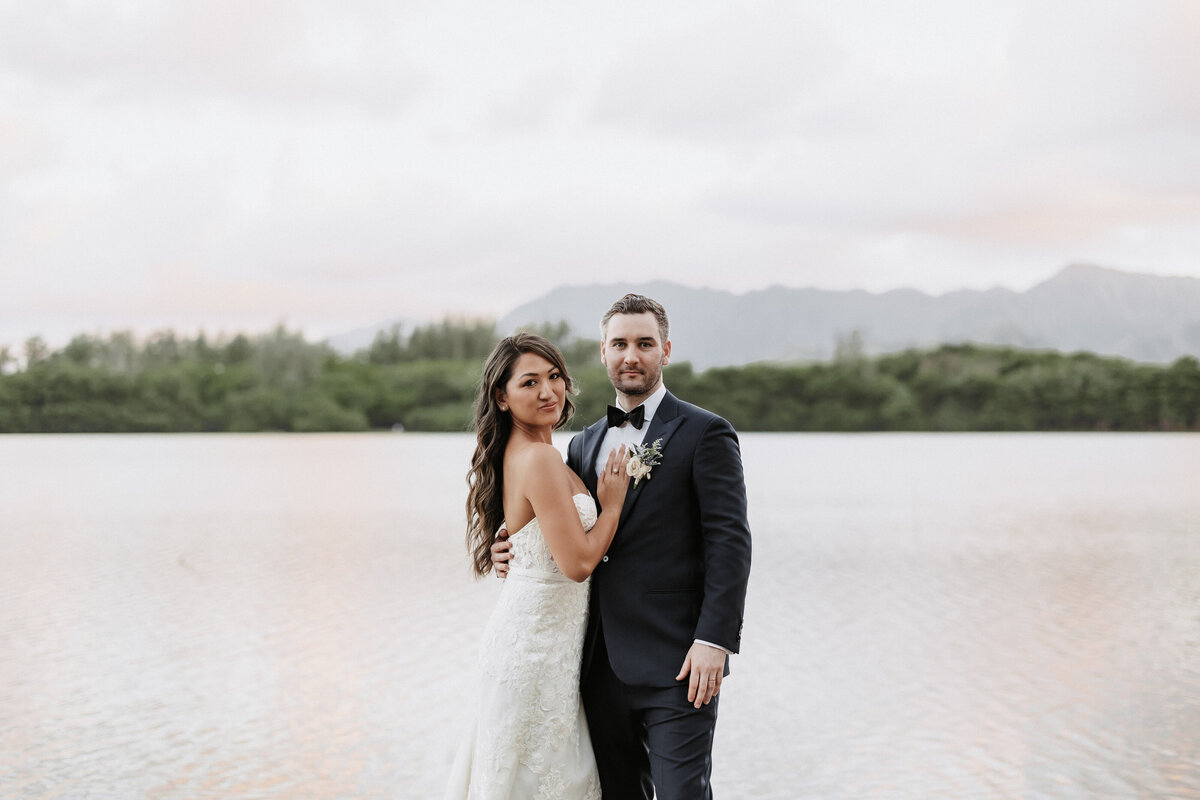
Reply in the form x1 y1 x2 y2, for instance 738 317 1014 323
607 404 646 430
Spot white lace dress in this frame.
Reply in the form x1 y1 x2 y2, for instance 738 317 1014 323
444 493 602 800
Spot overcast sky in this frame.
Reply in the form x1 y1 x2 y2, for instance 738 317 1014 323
2 0 1198 347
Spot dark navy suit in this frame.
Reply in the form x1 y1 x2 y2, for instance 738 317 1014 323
568 390 751 799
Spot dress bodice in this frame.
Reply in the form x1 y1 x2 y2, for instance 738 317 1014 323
507 493 597 578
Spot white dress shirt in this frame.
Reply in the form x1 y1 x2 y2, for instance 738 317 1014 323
592 382 668 478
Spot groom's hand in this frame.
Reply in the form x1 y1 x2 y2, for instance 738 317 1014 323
490 527 511 578
676 642 726 708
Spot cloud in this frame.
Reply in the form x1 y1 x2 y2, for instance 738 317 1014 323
1008 0 1200 138
592 6 843 142
917 192 1200 246
0 0 426 114
0 115 57 183
1 0 1198 346
694 1 1200 250
484 71 574 135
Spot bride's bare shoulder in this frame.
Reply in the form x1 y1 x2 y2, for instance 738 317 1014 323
506 441 564 479
508 439 561 458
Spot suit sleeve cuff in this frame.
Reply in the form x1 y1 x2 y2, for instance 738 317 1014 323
694 638 733 655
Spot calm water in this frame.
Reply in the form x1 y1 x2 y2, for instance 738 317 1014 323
0 433 1197 800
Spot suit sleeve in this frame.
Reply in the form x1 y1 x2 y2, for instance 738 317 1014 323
691 415 752 654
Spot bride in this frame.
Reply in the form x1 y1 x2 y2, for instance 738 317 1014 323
446 333 630 799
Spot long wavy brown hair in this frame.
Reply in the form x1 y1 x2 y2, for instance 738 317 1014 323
465 333 577 577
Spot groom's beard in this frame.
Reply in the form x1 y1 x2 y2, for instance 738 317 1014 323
613 366 661 398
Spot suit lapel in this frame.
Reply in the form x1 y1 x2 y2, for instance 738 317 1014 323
618 391 685 527
580 418 608 496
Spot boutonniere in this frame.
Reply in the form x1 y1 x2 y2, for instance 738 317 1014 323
626 438 664 487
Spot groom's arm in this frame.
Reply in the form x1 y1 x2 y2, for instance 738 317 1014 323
691 415 752 654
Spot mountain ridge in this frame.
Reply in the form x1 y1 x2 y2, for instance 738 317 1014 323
494 265 1200 369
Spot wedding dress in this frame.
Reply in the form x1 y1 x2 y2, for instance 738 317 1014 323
445 493 602 800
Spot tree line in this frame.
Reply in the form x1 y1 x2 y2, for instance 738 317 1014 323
1 323 1197 433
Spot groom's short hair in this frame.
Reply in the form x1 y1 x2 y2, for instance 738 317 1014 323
601 294 669 343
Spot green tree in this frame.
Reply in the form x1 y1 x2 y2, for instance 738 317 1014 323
224 334 253 365
24 336 49 367
1162 356 1200 429
366 324 408 365
3 323 1196 434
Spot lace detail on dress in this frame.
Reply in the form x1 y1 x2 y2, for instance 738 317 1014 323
445 493 602 800
507 493 598 576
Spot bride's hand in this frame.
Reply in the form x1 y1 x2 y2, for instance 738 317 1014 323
596 444 631 512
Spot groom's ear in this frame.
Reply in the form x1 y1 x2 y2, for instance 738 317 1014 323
662 339 672 366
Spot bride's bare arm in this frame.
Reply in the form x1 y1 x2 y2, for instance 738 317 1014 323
521 444 629 582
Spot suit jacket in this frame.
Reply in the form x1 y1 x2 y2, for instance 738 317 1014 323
568 390 752 687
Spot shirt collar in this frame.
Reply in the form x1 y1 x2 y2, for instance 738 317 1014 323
616 382 667 424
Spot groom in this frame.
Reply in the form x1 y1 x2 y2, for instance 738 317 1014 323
495 293 752 799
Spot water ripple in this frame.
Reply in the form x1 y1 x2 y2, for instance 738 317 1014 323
1 433 1198 799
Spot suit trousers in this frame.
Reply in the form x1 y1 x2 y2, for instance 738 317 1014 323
581 623 719 800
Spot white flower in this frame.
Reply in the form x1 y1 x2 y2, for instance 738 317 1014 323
625 438 663 487
626 457 652 485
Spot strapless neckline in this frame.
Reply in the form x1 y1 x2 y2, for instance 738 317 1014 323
508 493 592 539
